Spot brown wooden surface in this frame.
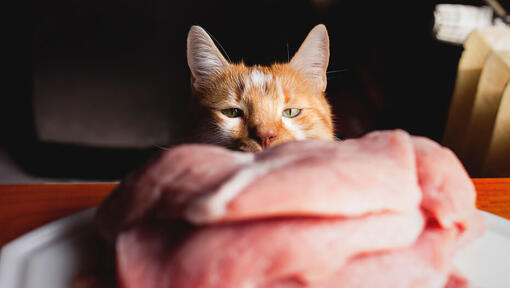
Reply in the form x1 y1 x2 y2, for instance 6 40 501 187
0 179 509 247
0 183 117 247
473 178 510 220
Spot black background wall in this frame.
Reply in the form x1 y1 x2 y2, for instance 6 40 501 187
2 0 507 180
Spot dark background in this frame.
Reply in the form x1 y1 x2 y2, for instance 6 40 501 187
2 0 508 181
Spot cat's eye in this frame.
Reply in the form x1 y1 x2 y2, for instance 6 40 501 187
282 108 301 118
221 108 244 118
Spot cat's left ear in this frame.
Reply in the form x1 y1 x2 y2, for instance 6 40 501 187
290 24 330 92
187 26 229 90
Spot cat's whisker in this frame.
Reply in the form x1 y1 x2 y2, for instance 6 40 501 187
153 144 170 151
206 30 232 62
326 69 348 74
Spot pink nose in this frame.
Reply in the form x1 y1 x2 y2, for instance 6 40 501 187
253 127 277 148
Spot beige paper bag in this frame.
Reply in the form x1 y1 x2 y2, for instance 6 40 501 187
483 80 510 177
464 51 510 176
442 27 510 162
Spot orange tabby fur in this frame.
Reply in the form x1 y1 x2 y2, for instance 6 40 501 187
186 24 334 152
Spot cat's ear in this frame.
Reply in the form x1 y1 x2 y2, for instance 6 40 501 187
187 26 229 90
290 24 330 92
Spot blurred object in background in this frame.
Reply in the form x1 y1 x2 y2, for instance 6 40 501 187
432 0 510 45
485 0 510 18
433 0 509 45
1 0 174 181
443 27 510 155
464 50 509 176
32 1 175 149
34 63 173 148
483 77 510 177
442 26 510 177
433 4 495 44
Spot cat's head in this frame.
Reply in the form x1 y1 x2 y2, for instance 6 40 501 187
187 24 334 152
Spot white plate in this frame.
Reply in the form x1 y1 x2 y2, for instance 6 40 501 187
0 210 509 288
454 212 510 288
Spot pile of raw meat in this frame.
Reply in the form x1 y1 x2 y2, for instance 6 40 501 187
94 130 484 288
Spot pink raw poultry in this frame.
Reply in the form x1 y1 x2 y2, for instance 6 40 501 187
93 130 483 288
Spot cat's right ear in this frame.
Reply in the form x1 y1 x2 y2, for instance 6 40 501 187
187 26 229 90
290 24 330 93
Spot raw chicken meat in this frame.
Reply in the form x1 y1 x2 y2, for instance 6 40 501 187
300 226 462 288
413 136 477 230
186 130 421 224
95 145 254 243
116 211 423 288
96 130 421 237
93 129 484 288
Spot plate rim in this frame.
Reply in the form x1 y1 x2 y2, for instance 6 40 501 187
0 209 508 288
0 208 96 288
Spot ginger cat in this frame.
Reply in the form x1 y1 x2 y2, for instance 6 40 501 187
186 24 334 152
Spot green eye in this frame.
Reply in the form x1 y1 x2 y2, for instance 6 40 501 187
221 108 244 118
282 108 301 118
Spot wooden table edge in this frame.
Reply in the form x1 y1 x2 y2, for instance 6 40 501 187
0 178 508 247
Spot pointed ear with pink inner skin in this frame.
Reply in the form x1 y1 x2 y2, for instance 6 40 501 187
187 26 229 90
290 24 330 92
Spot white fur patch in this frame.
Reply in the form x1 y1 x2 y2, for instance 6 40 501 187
283 117 307 140
215 116 241 144
246 69 272 90
184 155 296 224
219 116 240 130
250 69 267 86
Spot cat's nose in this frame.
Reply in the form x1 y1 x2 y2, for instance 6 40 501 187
251 127 277 148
